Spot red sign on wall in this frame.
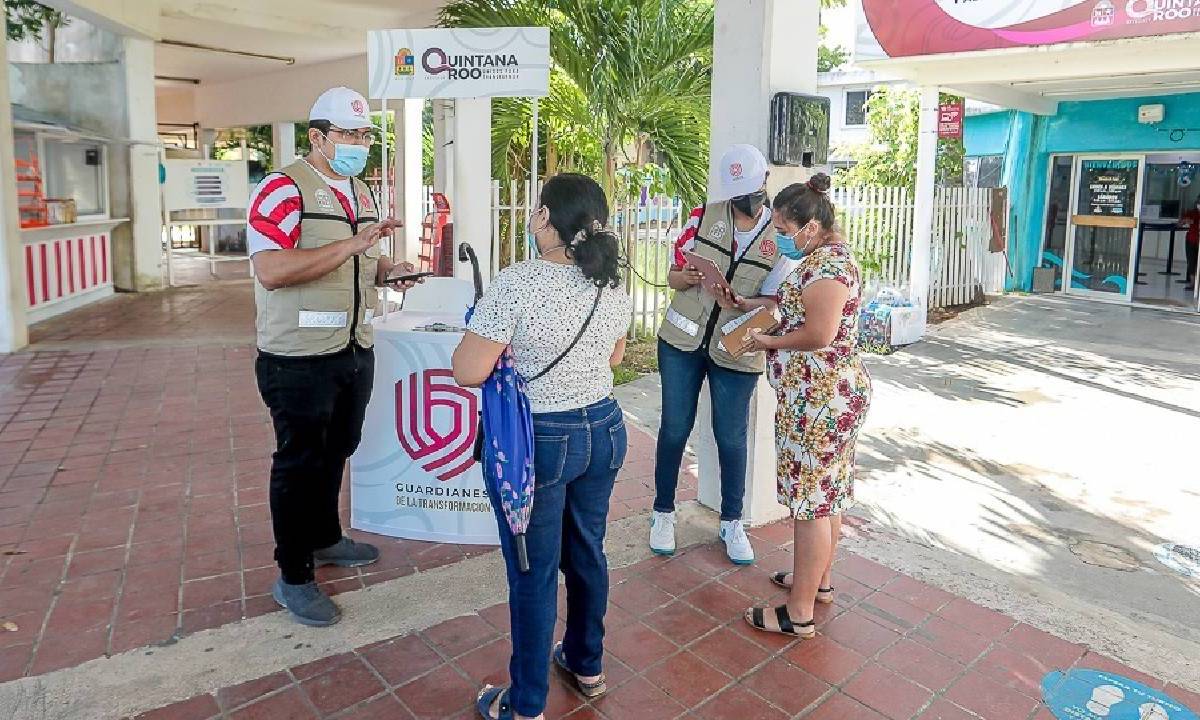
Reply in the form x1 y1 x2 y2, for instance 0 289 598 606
938 101 964 140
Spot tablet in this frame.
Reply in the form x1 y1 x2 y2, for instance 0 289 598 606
682 251 733 295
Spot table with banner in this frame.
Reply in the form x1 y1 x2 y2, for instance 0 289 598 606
349 309 499 544
348 26 549 545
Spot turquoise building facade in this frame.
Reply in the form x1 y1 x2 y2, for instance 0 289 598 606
964 93 1200 307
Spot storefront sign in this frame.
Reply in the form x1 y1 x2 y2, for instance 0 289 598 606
858 0 1200 59
1042 669 1198 719
938 101 964 139
367 27 550 99
161 160 250 212
1079 159 1139 216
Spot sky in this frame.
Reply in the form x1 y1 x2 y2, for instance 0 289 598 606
822 1 859 65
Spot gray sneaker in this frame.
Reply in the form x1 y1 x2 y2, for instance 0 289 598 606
273 578 342 627
313 537 380 568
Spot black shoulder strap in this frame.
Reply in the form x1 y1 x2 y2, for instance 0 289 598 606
528 287 604 383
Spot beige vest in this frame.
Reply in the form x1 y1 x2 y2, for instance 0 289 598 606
658 200 779 373
254 161 380 357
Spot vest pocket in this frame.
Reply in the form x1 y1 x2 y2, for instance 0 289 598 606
359 258 379 310
296 287 352 346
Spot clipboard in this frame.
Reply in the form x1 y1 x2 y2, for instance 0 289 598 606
683 251 734 295
720 307 779 358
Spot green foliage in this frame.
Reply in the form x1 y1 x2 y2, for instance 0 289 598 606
836 86 965 189
817 21 847 72
422 101 434 186
818 43 848 73
616 162 668 202
6 0 64 42
7 0 69 61
439 0 714 208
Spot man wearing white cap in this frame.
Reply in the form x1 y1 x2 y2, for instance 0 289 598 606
247 86 420 626
651 144 798 565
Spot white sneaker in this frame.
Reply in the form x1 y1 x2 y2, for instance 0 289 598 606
649 511 677 556
720 520 755 565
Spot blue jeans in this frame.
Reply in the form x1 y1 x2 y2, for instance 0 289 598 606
485 396 627 718
654 339 758 521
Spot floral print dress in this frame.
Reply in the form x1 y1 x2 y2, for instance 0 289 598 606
767 243 872 520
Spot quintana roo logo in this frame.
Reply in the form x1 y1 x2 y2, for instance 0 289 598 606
395 369 478 481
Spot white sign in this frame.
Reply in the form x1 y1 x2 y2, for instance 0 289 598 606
932 0 1087 29
162 159 250 212
350 321 499 545
368 27 550 100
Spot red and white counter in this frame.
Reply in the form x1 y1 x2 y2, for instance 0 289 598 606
21 219 127 324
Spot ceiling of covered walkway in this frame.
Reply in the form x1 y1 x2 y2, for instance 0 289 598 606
152 0 445 84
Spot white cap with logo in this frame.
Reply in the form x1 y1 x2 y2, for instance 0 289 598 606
309 87 376 130
715 144 769 202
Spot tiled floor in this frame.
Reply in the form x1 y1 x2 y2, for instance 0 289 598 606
0 291 694 682
133 541 1200 720
3 288 1194 720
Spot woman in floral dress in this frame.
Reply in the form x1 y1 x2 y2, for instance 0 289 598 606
740 173 872 639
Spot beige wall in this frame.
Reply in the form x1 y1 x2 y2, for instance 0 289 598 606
155 85 196 126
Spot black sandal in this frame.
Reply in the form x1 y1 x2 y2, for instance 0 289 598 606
744 604 816 638
553 642 607 698
476 685 514 720
768 572 835 604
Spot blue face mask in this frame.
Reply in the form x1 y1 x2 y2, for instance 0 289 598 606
776 231 807 261
526 207 547 259
322 138 368 177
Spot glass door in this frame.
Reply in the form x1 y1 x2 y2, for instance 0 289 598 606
1040 156 1074 291
1066 156 1144 302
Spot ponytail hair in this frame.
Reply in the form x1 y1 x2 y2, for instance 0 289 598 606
539 173 623 288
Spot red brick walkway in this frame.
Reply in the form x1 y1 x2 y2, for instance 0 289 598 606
0 309 691 681
134 540 1200 720
1 289 1194 720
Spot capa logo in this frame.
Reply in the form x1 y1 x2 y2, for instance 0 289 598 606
422 47 521 80
394 47 415 76
395 369 478 481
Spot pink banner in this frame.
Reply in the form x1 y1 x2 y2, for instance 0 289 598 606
862 0 1200 58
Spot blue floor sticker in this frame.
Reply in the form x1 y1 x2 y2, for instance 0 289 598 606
1043 669 1197 719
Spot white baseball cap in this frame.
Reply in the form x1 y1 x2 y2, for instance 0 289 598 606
309 87 376 130
715 144 769 201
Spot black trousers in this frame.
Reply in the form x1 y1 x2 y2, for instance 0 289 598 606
255 346 374 584
1186 241 1198 286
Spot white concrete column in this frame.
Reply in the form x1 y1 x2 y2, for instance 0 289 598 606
709 0 818 198
431 99 453 196
695 0 820 527
393 100 424 264
0 34 30 352
199 128 217 159
911 86 940 314
271 122 296 170
123 36 164 292
450 98 491 284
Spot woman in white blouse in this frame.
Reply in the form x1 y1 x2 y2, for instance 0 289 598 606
453 174 633 720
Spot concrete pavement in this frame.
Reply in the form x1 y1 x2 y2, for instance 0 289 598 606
616 295 1200 688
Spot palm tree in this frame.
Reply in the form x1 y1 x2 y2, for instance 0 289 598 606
439 0 714 207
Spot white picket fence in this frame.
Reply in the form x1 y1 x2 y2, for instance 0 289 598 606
835 186 1006 310
414 181 1006 335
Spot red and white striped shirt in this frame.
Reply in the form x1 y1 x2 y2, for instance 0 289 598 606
246 168 358 256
